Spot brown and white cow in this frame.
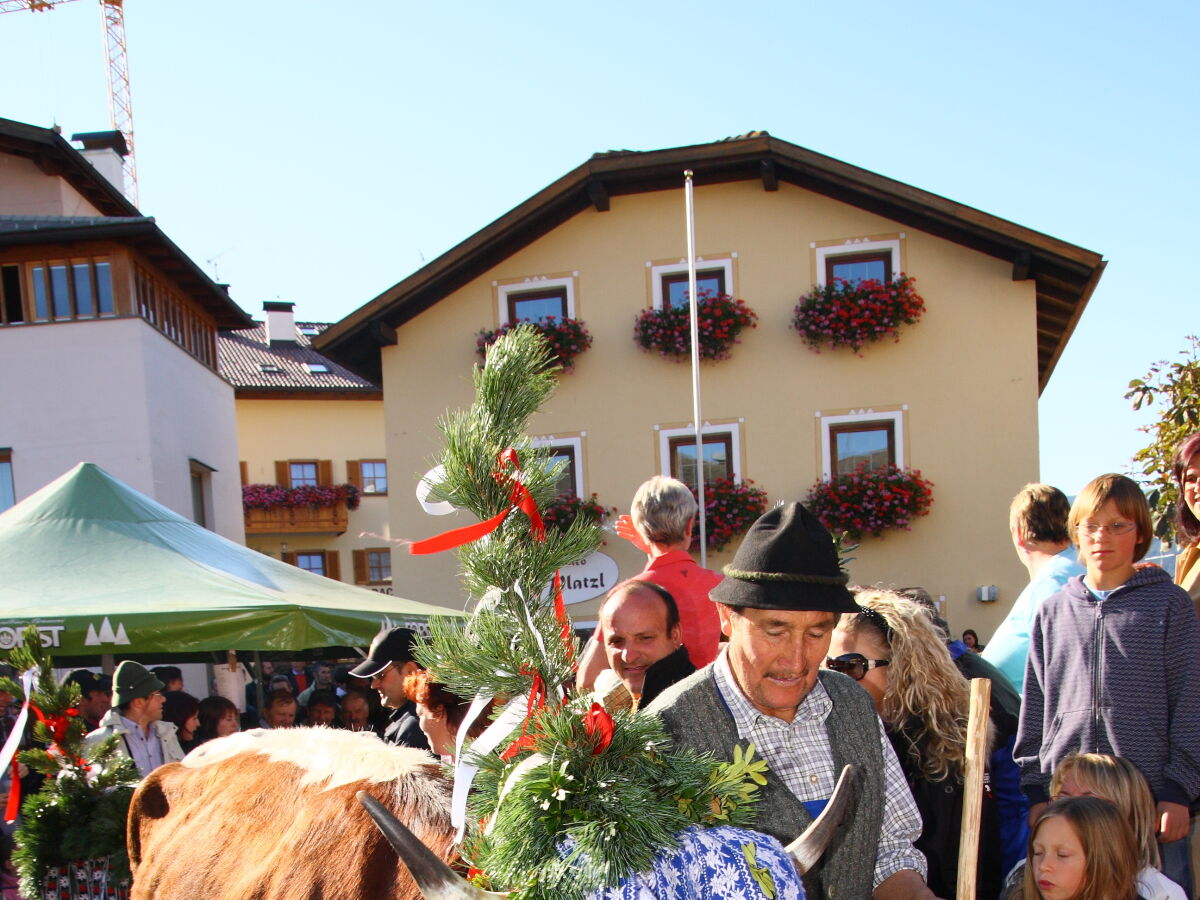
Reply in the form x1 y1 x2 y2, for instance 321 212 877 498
128 727 456 900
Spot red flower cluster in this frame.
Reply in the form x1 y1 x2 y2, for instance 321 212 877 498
692 477 768 552
792 275 925 354
476 316 593 371
633 293 758 362
541 492 614 534
242 483 361 512
804 463 934 540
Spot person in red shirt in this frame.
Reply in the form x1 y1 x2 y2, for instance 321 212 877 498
577 476 723 691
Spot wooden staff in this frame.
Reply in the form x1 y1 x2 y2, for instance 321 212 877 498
956 677 992 900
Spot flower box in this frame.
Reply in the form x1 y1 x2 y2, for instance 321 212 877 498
634 293 758 362
695 477 768 552
542 493 614 534
805 463 934 540
477 316 593 371
242 483 359 535
792 275 925 354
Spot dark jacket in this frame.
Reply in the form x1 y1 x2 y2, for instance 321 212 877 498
378 700 430 751
1015 568 1200 805
638 644 696 709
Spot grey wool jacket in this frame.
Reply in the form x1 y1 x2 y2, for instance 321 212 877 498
646 665 885 900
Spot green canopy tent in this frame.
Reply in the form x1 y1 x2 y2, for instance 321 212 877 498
0 463 460 656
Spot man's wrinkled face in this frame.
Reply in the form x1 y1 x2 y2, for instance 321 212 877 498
342 697 370 731
265 701 297 728
600 586 680 697
718 605 837 722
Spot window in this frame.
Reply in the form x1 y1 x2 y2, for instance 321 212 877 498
285 550 340 581
305 363 330 374
531 436 584 497
189 458 215 529
649 256 735 310
0 450 13 513
826 251 892 286
660 268 726 308
353 460 388 496
277 459 332 488
354 548 393 585
296 553 325 575
29 258 114 322
289 462 318 487
495 275 577 326
818 408 906 480
1 266 25 325
813 237 902 288
656 421 743 487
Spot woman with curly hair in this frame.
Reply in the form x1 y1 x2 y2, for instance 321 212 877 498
826 587 1002 898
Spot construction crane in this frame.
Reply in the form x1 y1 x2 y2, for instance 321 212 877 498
0 0 138 205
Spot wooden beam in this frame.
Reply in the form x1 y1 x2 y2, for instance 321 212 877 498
370 320 397 347
586 180 609 212
1012 249 1031 281
760 159 779 192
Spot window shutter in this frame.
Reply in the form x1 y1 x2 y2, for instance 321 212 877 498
239 461 248 485
281 551 297 566
318 459 333 485
274 461 289 487
325 550 341 581
346 461 362 490
353 549 368 584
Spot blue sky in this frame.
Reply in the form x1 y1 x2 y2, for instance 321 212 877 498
3 0 1196 496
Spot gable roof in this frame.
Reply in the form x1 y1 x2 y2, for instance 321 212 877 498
0 215 252 330
218 320 380 398
0 116 140 217
315 131 1105 393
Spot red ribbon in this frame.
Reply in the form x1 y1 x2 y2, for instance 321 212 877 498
552 570 575 667
407 449 545 555
500 668 546 761
30 705 77 746
583 702 614 756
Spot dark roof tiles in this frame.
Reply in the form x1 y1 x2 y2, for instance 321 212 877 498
218 321 379 392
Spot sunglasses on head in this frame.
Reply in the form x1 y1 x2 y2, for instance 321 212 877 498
825 653 890 681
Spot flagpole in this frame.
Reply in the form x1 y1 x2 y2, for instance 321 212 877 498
684 170 707 567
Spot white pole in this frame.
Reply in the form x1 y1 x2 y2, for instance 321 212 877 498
684 170 707 567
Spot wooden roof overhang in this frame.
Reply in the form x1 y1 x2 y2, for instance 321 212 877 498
0 219 252 330
315 133 1105 393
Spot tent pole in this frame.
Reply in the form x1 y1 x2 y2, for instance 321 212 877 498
253 649 265 721
100 653 114 676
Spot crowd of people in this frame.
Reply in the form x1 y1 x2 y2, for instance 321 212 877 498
8 431 1200 900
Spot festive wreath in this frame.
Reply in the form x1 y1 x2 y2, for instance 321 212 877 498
792 275 925 353
805 463 934 540
633 293 758 362
477 316 593 371
541 492 615 534
241 483 361 512
696 478 769 552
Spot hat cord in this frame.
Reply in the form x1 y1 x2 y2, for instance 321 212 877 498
722 566 849 585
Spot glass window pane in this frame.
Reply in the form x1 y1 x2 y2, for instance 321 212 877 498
672 436 731 486
549 451 575 496
297 553 325 576
32 267 48 320
73 264 94 316
511 293 566 321
361 462 388 494
666 272 724 308
0 462 13 512
290 462 318 487
831 258 887 285
95 262 113 314
50 265 70 318
835 429 890 473
367 550 391 582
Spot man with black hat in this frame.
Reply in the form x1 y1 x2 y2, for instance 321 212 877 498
84 660 185 778
646 503 940 900
64 669 112 732
350 625 430 750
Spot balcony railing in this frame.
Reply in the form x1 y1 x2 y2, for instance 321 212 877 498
244 503 348 535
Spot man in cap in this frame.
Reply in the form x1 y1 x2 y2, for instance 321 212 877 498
84 660 185 778
64 669 113 732
646 503 939 900
350 625 430 750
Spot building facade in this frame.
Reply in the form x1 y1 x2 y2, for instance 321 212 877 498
317 132 1105 633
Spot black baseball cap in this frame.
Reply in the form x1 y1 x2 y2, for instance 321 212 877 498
66 668 113 696
349 626 418 678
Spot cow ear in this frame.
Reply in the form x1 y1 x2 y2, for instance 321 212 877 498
128 769 173 870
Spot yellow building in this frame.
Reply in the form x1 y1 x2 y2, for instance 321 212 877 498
316 132 1105 634
218 302 394 592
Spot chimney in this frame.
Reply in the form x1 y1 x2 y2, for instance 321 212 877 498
70 131 128 195
263 301 296 344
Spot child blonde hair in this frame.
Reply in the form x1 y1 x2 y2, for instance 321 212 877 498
1066 473 1153 562
1021 797 1139 900
1050 753 1160 871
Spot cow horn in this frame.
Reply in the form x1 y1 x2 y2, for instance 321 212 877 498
357 791 508 900
784 764 862 874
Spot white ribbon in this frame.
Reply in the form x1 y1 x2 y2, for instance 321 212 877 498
449 694 527 843
1 669 36 823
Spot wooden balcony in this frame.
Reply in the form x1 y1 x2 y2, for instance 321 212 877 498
244 504 348 535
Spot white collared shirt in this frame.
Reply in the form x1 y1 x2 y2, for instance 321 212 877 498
118 714 164 777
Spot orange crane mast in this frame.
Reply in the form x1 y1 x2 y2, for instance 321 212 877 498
1 0 139 205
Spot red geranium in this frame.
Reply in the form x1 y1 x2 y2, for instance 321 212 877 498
792 275 925 354
634 292 758 362
477 316 593 371
805 463 933 540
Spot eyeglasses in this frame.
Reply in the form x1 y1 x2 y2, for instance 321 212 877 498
825 653 890 681
1075 521 1137 537
369 664 393 683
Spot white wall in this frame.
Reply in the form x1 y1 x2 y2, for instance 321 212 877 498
0 317 244 541
0 154 106 217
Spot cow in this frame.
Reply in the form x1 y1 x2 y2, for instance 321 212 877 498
128 727 456 900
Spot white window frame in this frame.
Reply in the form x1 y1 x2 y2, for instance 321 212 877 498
813 236 903 287
495 274 577 326
656 420 743 483
817 407 907 481
531 434 585 497
648 254 736 310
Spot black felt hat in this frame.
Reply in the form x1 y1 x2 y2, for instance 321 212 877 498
349 625 418 678
710 503 857 612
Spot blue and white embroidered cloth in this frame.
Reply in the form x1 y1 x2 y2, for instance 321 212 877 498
587 826 804 900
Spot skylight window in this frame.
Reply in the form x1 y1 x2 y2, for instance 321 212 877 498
305 363 330 374
298 325 321 336
259 363 283 373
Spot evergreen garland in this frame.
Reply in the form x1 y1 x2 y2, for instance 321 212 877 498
410 326 769 899
1 626 140 897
